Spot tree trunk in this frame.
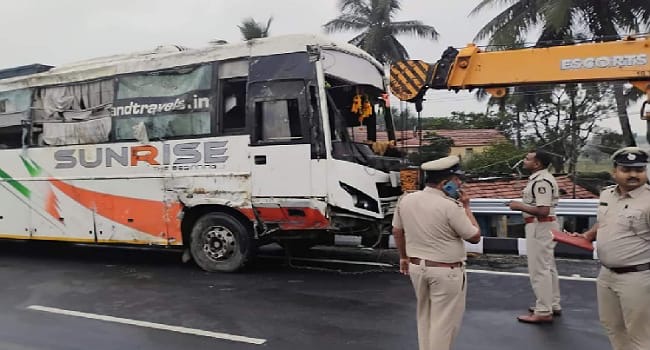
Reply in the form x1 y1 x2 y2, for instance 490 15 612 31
613 82 636 146
569 92 578 196
515 112 522 147
552 160 565 173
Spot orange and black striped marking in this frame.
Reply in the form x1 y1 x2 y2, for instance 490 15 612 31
389 60 432 101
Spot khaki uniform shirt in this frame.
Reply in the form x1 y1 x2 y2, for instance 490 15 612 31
392 187 478 263
597 184 650 267
521 169 559 218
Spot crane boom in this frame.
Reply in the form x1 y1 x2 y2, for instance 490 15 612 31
389 36 650 135
391 38 649 96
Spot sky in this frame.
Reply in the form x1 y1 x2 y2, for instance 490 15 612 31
0 0 646 136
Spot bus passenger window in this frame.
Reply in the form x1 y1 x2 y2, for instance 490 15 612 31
0 89 30 148
221 79 246 131
0 127 21 149
255 99 302 142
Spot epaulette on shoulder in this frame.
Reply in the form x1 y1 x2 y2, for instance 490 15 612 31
603 184 617 193
397 190 417 203
400 190 418 198
442 196 463 207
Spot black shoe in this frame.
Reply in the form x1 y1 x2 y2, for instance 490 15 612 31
518 314 553 324
528 307 562 316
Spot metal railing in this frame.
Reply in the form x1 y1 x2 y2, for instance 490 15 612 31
469 198 598 216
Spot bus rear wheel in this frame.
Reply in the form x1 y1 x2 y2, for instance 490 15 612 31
189 212 253 272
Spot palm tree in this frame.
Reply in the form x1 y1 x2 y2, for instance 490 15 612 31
323 0 439 64
238 17 273 40
471 0 650 146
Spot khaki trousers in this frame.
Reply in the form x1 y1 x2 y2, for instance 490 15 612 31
409 261 466 350
525 221 561 316
597 267 650 350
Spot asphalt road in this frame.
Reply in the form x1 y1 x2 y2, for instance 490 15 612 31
0 241 610 350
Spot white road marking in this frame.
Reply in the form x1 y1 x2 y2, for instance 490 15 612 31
466 269 597 282
27 305 266 345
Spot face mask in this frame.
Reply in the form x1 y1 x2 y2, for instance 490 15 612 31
442 180 460 199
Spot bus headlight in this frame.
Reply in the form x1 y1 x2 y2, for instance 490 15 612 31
339 182 379 213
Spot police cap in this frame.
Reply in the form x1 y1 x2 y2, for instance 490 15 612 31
611 147 649 167
421 155 465 175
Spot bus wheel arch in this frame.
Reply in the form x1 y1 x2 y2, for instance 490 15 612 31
181 205 255 272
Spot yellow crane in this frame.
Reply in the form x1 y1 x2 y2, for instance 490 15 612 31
390 35 650 142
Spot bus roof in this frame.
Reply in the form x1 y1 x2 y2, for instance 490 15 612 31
0 34 382 92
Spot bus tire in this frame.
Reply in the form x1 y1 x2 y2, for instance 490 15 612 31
189 212 252 272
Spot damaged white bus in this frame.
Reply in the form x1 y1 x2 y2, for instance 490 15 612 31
0 34 404 272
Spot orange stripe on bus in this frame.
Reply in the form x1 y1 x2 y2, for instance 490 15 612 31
242 207 329 230
45 188 61 221
49 179 182 243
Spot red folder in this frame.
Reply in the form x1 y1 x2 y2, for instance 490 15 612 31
551 230 594 251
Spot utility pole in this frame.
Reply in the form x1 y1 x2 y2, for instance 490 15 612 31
416 100 423 158
418 111 422 150
400 101 406 152
569 88 578 199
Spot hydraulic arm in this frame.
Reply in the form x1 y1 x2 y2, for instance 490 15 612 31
390 36 650 141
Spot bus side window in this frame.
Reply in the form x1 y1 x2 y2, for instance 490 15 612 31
0 126 21 149
221 79 247 133
0 93 29 149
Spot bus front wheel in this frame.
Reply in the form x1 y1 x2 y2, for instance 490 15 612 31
189 212 253 272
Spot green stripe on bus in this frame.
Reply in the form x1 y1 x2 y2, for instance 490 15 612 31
0 168 31 198
20 156 42 177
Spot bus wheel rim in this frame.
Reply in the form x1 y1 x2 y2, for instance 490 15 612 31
202 226 236 261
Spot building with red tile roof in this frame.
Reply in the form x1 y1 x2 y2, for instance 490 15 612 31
464 175 598 199
464 176 598 238
349 127 507 158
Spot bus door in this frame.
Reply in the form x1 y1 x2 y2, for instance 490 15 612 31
247 53 323 198
247 79 313 197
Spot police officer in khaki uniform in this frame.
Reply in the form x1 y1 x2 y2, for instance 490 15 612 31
571 147 650 350
392 156 481 350
509 149 562 323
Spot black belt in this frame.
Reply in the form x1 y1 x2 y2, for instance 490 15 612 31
607 262 650 274
524 216 556 224
409 257 463 268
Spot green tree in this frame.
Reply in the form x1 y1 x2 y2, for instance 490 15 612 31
593 130 627 156
238 17 273 40
323 0 439 64
471 0 650 146
449 112 502 129
501 83 616 172
463 141 524 175
582 129 625 163
420 117 462 130
407 132 453 165
418 112 515 140
391 106 418 130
